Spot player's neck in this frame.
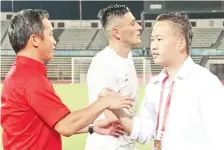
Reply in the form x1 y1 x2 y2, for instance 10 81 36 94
17 48 44 64
165 55 188 82
108 42 131 58
164 67 178 83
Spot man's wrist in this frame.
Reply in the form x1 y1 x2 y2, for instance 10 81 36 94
98 88 113 109
98 96 111 109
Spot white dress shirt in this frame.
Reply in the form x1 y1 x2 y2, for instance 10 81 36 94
130 56 224 150
85 47 139 150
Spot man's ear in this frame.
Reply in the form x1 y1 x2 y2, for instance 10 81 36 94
112 28 121 40
29 34 41 48
178 38 186 53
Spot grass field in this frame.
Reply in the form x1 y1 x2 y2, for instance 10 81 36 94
1 84 152 150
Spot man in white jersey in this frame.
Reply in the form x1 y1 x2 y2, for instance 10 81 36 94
85 4 142 150
110 12 224 150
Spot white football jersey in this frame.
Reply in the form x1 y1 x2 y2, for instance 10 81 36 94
85 47 139 150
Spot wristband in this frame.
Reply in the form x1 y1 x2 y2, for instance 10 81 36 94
88 124 94 134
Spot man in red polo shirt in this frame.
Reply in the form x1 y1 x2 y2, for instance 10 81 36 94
1 9 133 150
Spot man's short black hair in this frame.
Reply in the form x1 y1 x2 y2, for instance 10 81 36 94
98 4 130 28
156 12 193 54
8 9 49 54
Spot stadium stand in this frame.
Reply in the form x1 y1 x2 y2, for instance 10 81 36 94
191 28 223 48
88 29 108 50
53 28 64 43
217 39 224 50
140 28 152 49
1 34 12 49
56 29 97 50
1 21 9 43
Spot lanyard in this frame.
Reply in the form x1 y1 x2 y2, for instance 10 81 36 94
156 76 175 136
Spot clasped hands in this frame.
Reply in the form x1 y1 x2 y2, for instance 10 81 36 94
93 88 132 138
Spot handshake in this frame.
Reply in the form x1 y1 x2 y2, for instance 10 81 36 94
98 88 134 110
92 88 133 137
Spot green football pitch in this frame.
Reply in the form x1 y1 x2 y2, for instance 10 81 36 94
0 84 152 150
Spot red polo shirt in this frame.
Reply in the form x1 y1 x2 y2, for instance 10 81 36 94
1 56 70 150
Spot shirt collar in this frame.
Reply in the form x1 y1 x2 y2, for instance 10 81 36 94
153 56 195 84
15 56 47 74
